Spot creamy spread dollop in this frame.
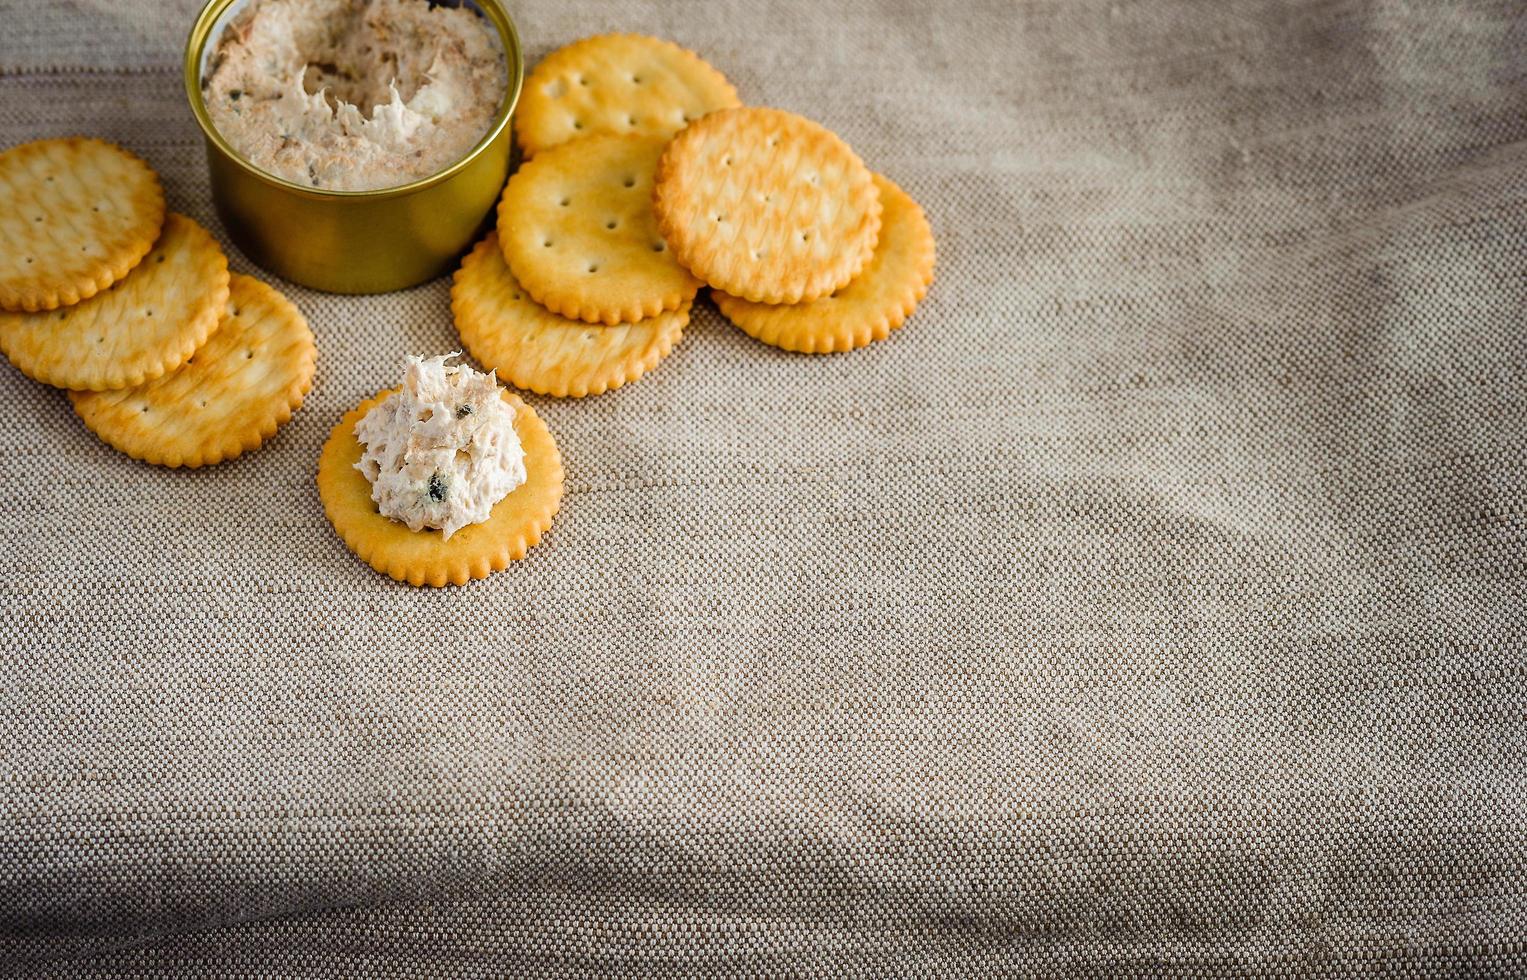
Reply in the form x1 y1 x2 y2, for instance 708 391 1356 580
354 354 526 539
202 0 506 191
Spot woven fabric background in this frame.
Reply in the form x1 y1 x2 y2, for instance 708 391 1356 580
3 0 1525 975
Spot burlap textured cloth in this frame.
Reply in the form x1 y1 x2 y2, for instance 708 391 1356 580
3 0 1525 975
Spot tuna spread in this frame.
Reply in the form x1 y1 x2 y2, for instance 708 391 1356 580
202 0 506 191
354 354 526 539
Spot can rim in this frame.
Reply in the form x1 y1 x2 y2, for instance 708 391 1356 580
183 0 523 201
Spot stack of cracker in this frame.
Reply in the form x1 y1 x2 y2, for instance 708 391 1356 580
658 110 936 355
452 34 935 399
0 138 316 468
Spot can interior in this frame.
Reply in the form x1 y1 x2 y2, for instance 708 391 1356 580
197 0 506 79
192 0 515 197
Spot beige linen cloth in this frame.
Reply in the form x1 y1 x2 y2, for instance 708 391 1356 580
2 0 1525 975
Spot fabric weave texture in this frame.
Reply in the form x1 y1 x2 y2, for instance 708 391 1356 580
2 0 1525 975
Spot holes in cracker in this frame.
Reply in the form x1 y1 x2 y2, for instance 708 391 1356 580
651 241 666 253
627 116 638 127
605 218 619 231
560 197 571 207
622 175 637 188
587 263 600 274
572 120 584 131
156 254 165 264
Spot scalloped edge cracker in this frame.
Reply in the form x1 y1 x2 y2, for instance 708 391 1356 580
0 137 165 312
69 274 317 467
498 133 699 324
318 388 564 587
654 107 881 305
714 174 935 353
0 213 228 391
516 34 739 157
453 232 688 397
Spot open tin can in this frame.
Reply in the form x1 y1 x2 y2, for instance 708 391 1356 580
183 0 523 294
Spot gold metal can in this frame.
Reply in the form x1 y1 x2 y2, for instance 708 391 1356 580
183 0 523 294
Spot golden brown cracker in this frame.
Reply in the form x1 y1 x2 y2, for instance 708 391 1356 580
454 232 688 397
0 137 165 312
317 388 564 587
654 107 881 304
713 175 935 353
515 34 739 158
69 274 316 468
0 213 229 391
498 133 699 324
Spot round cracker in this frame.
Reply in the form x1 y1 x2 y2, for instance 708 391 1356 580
0 137 165 313
69 274 316 468
498 133 699 325
454 232 688 397
317 387 564 587
714 175 935 354
654 107 882 305
0 213 229 391
515 34 740 158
